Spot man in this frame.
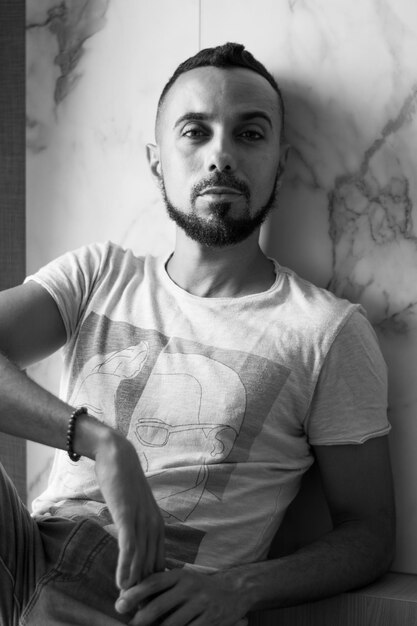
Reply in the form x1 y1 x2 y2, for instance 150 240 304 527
0 42 395 625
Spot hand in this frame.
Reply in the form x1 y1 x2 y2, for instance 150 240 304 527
115 568 249 626
94 429 165 590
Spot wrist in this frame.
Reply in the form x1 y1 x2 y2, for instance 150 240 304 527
71 410 124 461
212 567 254 616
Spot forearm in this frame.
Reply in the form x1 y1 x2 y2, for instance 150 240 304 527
218 516 395 613
0 350 165 589
0 350 113 459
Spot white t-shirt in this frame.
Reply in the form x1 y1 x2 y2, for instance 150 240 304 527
26 242 390 572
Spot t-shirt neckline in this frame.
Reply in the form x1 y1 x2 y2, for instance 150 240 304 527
157 253 283 303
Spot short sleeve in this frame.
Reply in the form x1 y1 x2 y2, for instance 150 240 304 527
24 242 111 341
305 309 391 445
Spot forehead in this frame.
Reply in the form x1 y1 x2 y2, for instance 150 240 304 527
158 66 281 134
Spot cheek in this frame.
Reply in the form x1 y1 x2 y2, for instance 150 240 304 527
161 153 201 196
251 153 279 191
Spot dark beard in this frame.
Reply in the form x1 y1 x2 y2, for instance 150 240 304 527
160 172 279 248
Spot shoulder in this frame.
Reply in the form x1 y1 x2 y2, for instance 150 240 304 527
70 240 145 271
276 263 360 338
25 241 149 295
59 241 150 285
279 265 352 310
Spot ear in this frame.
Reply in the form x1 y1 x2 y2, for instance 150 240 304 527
277 142 290 180
146 143 162 184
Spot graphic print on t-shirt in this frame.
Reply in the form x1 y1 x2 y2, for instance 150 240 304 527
68 312 290 562
128 348 248 522
71 341 150 426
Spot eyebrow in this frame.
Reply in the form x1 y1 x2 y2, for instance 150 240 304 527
173 110 273 130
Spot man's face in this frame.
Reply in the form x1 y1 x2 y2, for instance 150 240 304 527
149 66 284 247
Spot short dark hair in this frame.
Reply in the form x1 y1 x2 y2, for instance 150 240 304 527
156 42 285 137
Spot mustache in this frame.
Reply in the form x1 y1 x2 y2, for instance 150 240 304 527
191 172 251 202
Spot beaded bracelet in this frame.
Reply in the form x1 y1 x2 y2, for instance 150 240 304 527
67 406 88 462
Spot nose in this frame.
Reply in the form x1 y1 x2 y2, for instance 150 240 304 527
206 133 237 173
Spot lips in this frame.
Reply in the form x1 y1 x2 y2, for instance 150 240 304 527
200 186 242 196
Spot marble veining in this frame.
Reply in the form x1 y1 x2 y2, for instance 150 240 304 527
27 0 109 153
27 0 109 104
328 85 417 326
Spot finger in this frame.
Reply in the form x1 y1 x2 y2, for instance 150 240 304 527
159 602 202 626
129 515 147 585
149 520 165 573
116 524 136 590
127 541 143 589
185 614 213 626
128 586 186 626
143 519 158 579
116 571 178 614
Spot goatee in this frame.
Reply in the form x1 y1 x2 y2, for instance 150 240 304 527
160 172 279 248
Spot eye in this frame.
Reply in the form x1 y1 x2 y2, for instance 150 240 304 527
182 125 208 139
239 129 264 141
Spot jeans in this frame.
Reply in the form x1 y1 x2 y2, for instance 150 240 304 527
0 461 132 625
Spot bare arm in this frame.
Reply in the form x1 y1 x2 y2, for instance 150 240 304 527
0 281 165 588
0 281 70 446
223 435 395 611
116 435 395 625
0 281 112 455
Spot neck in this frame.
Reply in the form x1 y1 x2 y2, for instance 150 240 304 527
166 229 275 298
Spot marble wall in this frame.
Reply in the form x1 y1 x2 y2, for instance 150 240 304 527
26 0 417 574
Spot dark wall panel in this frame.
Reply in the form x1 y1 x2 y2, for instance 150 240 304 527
0 0 26 502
